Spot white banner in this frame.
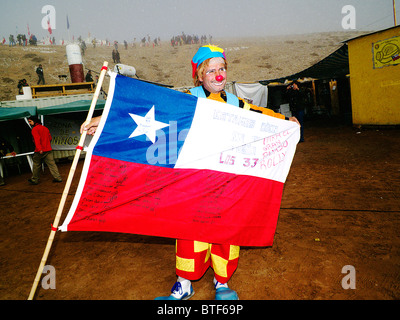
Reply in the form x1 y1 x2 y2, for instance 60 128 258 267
234 83 268 107
46 116 92 150
175 97 299 183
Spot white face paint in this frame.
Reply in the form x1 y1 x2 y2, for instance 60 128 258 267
199 57 227 93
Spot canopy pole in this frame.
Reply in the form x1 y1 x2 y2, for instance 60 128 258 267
27 61 109 300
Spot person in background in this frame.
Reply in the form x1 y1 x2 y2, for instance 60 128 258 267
154 45 299 300
36 64 45 85
85 70 93 82
115 50 121 63
95 75 107 98
0 137 17 186
17 79 29 94
112 49 117 63
27 116 62 185
286 80 305 142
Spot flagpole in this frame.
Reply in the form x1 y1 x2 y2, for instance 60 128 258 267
67 14 70 43
27 61 109 300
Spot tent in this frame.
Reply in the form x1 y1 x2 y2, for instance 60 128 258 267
260 44 349 84
37 99 106 116
0 98 105 119
0 106 38 156
0 107 38 174
0 106 37 121
256 44 351 119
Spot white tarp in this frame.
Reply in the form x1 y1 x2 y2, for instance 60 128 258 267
234 83 268 108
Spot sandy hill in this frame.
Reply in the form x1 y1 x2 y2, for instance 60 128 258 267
0 31 368 102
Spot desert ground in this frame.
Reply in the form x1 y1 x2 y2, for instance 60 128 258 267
1 32 399 303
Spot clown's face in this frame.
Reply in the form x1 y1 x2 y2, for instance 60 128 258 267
199 58 227 93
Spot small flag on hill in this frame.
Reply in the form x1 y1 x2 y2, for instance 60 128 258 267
47 19 52 35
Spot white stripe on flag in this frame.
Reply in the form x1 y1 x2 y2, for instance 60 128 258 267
174 97 299 183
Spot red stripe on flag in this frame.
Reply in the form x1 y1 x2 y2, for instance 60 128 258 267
66 155 284 246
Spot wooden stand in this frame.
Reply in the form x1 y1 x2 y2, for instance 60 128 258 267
30 82 95 98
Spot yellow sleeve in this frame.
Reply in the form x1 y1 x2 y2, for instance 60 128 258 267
241 98 285 120
186 91 286 120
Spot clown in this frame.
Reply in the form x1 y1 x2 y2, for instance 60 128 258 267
155 45 299 300
81 45 299 300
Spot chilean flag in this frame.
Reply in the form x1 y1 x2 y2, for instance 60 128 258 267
59 73 300 246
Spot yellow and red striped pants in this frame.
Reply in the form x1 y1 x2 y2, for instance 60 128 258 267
175 239 240 283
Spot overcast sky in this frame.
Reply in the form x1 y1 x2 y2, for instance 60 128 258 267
1 0 398 41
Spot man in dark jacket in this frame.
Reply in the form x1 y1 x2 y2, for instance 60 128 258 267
36 64 45 85
85 70 93 82
286 81 305 142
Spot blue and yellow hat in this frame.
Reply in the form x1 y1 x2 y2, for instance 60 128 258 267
191 45 226 78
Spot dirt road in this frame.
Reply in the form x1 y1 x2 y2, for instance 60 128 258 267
1 120 399 300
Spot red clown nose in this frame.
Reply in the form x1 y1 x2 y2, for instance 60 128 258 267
215 75 224 82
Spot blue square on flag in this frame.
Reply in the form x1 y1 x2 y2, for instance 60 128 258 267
93 75 197 167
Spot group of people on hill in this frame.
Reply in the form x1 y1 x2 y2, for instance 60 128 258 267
111 48 121 63
170 32 212 47
139 35 162 47
5 34 38 46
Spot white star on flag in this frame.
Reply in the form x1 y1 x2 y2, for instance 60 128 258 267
128 105 169 143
